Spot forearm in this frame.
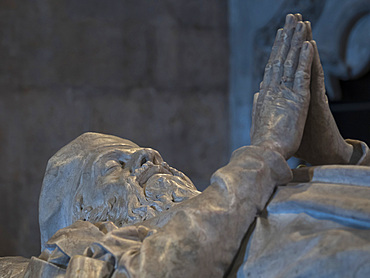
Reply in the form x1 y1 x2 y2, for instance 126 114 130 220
129 146 292 277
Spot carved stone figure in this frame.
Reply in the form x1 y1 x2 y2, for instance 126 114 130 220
38 133 200 252
1 13 370 277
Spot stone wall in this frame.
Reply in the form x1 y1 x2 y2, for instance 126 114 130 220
0 1 229 257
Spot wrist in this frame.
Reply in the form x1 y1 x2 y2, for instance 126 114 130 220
302 139 353 165
252 140 287 159
327 138 353 165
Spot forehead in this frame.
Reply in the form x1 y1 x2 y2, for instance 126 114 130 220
71 135 141 172
73 132 139 150
92 144 141 162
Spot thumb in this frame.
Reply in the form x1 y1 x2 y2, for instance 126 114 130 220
250 92 259 137
310 40 326 101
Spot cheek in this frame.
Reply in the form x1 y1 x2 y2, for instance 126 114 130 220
97 169 128 186
96 170 132 196
72 176 131 222
73 187 129 224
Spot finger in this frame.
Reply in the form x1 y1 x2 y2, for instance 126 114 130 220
310 40 326 98
251 92 260 136
311 40 324 79
271 14 298 85
252 92 259 118
293 41 314 95
294 13 302 21
261 28 283 89
282 21 306 89
305 21 312 41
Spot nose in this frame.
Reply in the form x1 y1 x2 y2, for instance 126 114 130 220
128 148 163 174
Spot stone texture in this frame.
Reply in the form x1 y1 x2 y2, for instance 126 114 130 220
237 164 370 278
0 0 228 257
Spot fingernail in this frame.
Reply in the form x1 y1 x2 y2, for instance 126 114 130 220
286 14 294 24
295 13 302 20
297 22 303 31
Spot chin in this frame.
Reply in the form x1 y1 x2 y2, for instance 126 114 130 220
143 172 200 204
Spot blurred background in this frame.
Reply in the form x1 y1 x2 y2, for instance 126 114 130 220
0 0 368 257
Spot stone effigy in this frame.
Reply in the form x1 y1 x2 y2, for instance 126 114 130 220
1 13 370 277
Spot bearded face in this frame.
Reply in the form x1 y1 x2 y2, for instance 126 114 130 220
39 132 201 249
72 144 200 227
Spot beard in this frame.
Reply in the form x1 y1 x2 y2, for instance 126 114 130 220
72 165 200 227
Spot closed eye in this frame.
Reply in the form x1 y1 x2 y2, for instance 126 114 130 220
104 160 121 174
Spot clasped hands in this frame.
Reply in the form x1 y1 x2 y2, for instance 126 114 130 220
251 13 354 165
